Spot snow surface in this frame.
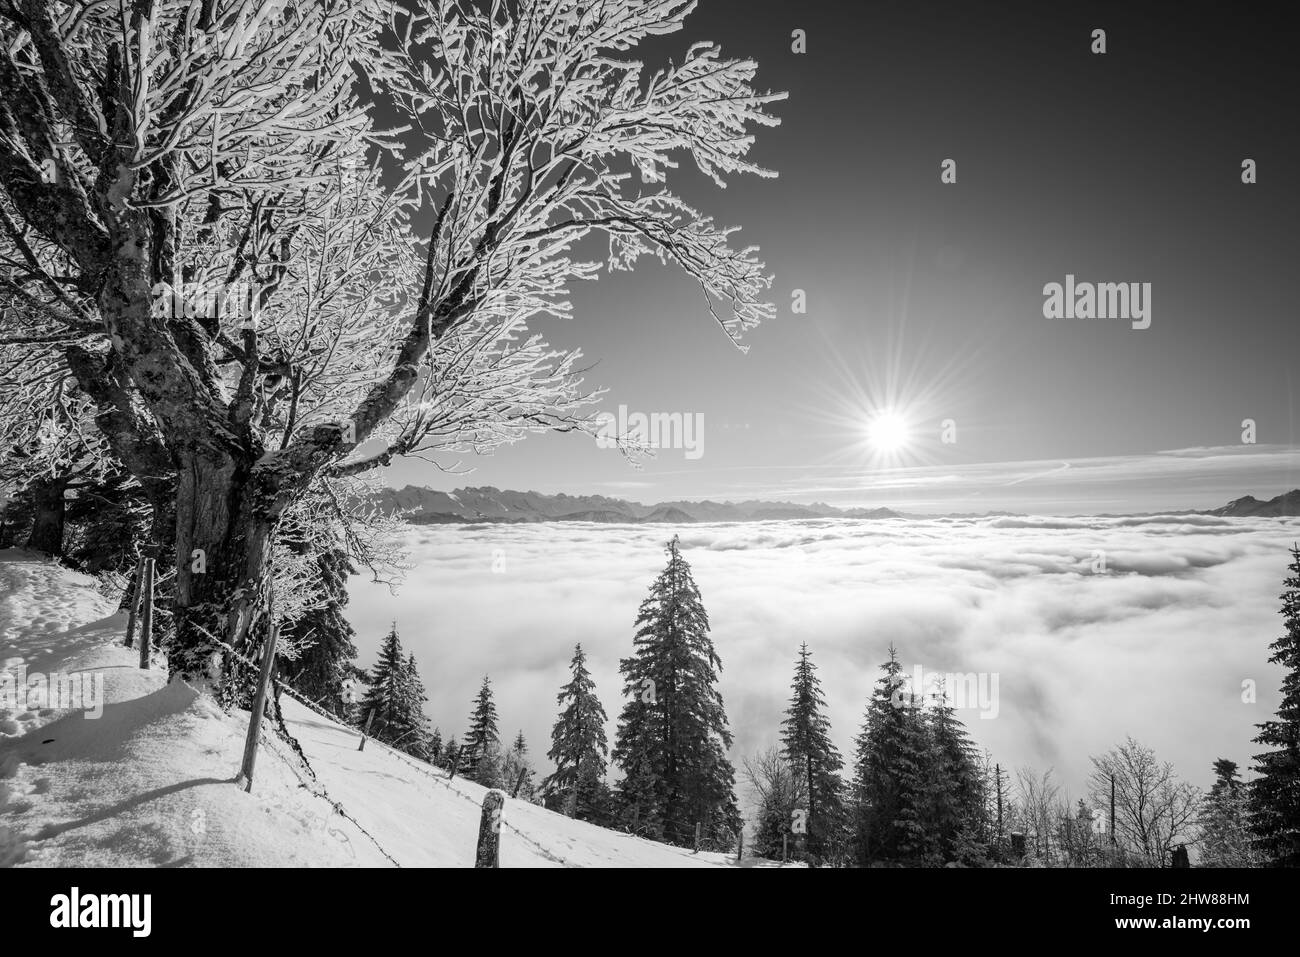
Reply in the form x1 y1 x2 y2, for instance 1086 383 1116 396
0 550 784 868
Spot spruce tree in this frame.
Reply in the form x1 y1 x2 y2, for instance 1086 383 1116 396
613 536 741 847
280 548 360 717
359 623 407 744
397 654 431 757
1201 759 1259 867
1249 545 1300 866
543 644 610 819
925 685 985 863
463 675 500 782
780 643 845 863
429 727 444 767
852 646 928 864
503 731 535 799
357 625 429 756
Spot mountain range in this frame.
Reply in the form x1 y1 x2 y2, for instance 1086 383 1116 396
369 485 1300 526
369 485 906 524
1206 489 1300 517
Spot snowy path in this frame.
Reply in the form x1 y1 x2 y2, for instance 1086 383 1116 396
0 551 772 867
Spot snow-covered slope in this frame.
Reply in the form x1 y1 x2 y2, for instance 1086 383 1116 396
0 551 767 868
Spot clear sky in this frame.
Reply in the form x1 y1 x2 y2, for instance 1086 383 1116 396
375 0 1299 514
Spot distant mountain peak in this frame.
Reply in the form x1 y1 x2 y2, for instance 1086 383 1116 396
369 485 904 525
1207 489 1300 517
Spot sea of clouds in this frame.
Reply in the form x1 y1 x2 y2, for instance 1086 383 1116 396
345 514 1299 800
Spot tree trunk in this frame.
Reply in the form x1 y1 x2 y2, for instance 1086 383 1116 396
25 475 69 557
169 449 279 689
806 752 816 862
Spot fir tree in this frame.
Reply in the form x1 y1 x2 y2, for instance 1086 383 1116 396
397 654 431 757
543 644 610 820
852 646 928 864
429 727 444 767
463 675 500 782
357 625 429 756
612 536 741 847
924 685 985 863
280 548 360 718
1197 759 1257 867
780 642 845 864
359 623 407 744
1249 545 1300 866
503 731 535 799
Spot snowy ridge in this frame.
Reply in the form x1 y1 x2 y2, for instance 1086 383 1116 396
0 551 784 868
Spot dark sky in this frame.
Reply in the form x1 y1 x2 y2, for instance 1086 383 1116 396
381 0 1299 513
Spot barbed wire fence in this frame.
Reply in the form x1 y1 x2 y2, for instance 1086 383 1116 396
119 580 737 869
177 620 578 868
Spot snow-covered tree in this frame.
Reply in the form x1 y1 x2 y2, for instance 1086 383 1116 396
276 547 359 718
1249 545 1300 866
1057 797 1106 867
358 624 429 755
463 674 501 782
780 642 845 863
922 686 986 864
852 646 927 864
1088 737 1200 866
0 0 784 688
542 643 609 818
1013 766 1060 866
1199 759 1259 867
613 536 740 847
743 746 805 861
502 730 536 799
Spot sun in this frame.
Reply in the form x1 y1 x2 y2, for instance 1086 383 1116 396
866 410 910 454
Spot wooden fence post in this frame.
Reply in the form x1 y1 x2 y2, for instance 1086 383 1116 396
137 556 155 669
736 828 744 863
693 821 701 853
357 708 375 751
475 790 505 867
235 622 280 793
511 767 528 799
123 555 144 648
782 833 788 864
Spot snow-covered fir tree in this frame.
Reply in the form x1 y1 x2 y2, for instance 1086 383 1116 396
543 644 610 820
1200 759 1259 867
780 642 846 864
502 731 536 800
852 646 927 864
358 624 428 756
398 654 432 759
922 686 987 864
279 548 359 718
1249 545 1300 866
463 676 501 784
613 537 741 848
